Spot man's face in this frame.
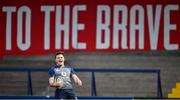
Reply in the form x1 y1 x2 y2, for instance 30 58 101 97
55 54 65 66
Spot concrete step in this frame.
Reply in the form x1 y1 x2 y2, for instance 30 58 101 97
168 93 180 98
172 88 180 94
176 83 180 88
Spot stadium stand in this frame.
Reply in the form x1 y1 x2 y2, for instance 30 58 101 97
0 51 180 99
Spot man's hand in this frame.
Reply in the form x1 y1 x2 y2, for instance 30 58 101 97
55 77 64 88
49 76 64 88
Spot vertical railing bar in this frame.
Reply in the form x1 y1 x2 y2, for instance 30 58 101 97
157 70 163 98
91 71 97 96
27 70 33 95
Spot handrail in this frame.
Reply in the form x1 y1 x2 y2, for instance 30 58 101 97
0 68 163 98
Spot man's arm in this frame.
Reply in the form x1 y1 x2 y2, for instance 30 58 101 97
49 77 63 88
72 74 82 86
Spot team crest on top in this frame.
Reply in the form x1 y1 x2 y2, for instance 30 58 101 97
61 70 67 77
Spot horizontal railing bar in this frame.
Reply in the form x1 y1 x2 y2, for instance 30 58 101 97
75 68 160 73
0 68 160 73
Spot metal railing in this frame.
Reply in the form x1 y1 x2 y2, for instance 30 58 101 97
0 68 163 98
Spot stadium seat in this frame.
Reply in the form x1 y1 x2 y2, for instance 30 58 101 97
168 82 180 98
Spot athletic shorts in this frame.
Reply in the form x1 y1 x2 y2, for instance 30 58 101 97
55 89 76 99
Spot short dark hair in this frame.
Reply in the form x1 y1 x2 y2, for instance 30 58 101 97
55 51 65 58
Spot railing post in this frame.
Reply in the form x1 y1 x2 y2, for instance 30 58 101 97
27 70 33 95
157 71 163 98
91 72 97 96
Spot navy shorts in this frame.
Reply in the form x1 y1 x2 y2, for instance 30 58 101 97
55 89 76 99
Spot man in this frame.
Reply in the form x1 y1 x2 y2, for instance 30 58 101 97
48 52 82 99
